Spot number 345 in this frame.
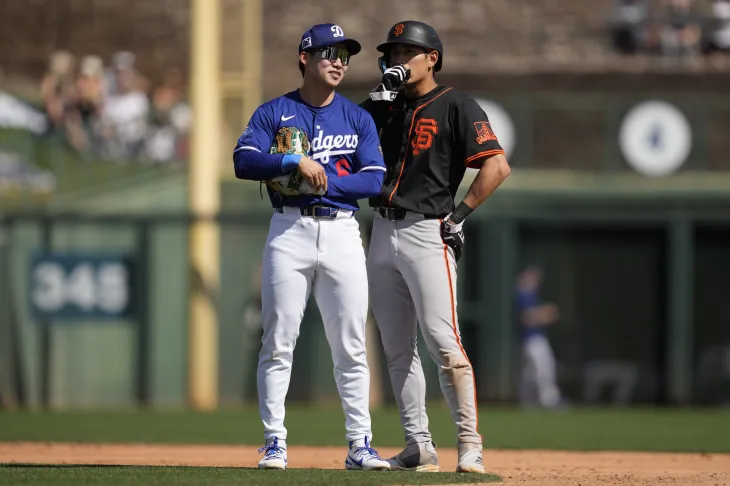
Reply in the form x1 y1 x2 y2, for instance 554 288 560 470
31 261 130 315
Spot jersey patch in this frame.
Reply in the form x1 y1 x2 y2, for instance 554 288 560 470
412 118 438 155
270 126 311 155
474 121 498 145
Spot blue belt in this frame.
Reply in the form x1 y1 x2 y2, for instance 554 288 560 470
276 205 340 219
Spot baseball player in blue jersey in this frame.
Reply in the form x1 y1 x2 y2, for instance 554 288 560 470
232 23 390 471
516 265 562 409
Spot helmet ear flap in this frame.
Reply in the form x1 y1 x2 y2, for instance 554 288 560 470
378 56 390 74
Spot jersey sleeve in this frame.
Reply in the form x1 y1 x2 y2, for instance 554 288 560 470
232 103 286 181
352 109 386 174
454 97 505 169
234 104 275 155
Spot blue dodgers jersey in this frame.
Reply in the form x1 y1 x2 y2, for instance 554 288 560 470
234 90 385 211
517 289 545 340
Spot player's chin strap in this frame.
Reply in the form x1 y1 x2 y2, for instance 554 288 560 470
369 62 410 102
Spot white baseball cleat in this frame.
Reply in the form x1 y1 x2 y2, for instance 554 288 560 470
456 442 485 473
386 441 440 472
344 437 390 470
258 437 287 470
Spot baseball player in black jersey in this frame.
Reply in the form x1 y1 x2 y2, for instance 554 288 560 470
360 21 511 473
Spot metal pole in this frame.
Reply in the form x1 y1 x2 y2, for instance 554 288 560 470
39 219 52 409
136 223 151 407
242 0 263 129
0 218 12 408
666 218 694 404
187 0 222 410
497 219 517 401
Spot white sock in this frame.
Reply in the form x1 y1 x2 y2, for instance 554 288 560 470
266 437 287 449
350 437 367 448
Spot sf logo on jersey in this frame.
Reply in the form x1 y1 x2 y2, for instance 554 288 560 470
411 118 438 155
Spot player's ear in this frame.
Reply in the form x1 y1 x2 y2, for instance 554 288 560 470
299 51 310 77
427 50 439 70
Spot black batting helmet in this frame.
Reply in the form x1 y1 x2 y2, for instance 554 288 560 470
377 21 443 72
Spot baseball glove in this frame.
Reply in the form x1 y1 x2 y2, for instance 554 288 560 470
267 171 324 197
265 126 324 196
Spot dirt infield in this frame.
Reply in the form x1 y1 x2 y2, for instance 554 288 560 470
1 443 729 485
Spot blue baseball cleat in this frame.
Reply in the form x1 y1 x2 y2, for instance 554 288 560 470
258 437 287 470
345 437 390 470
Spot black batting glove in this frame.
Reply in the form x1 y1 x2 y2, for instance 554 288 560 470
382 65 410 91
440 217 465 263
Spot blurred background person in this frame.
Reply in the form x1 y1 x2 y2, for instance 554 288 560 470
610 0 651 54
143 66 192 163
40 50 85 150
703 0 730 66
99 54 151 160
516 265 563 410
660 0 703 64
73 55 106 154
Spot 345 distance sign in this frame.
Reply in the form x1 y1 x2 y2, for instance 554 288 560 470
29 253 135 320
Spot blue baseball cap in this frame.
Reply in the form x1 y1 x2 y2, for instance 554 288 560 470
299 23 361 55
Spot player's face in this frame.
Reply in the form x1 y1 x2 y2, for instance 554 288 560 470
302 43 350 88
388 43 438 84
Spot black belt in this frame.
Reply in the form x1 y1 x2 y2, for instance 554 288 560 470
276 205 340 219
377 207 441 221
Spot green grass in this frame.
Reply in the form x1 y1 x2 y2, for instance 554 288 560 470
0 466 499 486
0 405 728 453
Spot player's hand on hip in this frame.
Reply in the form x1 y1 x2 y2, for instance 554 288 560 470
297 156 327 193
382 65 410 91
440 216 465 263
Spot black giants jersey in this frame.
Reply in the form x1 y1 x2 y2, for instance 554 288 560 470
360 86 504 217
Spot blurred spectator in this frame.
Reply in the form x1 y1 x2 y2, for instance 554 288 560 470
104 51 150 98
99 63 151 159
660 0 702 63
142 67 192 163
611 0 650 54
73 55 106 152
703 0 730 65
20 49 189 164
40 51 86 149
516 265 563 410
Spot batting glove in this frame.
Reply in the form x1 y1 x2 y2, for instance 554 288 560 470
369 65 411 102
441 216 465 263
382 65 410 91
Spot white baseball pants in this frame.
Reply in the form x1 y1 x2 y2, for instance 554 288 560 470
367 211 481 446
257 207 373 442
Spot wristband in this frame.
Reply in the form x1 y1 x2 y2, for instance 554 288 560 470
281 154 302 172
448 202 473 224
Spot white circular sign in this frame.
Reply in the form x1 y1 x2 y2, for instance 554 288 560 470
475 99 516 158
619 101 692 177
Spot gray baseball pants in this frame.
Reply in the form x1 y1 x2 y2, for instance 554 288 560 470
366 210 481 446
